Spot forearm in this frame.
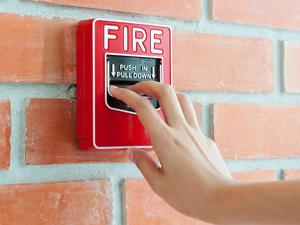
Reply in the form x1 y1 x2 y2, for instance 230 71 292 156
214 180 300 225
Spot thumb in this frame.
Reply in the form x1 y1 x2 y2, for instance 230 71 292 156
130 148 163 191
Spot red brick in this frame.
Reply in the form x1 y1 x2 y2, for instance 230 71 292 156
284 170 300 180
0 13 76 83
0 13 274 92
214 104 300 159
125 180 212 225
0 101 10 170
0 180 111 225
284 42 300 93
173 33 273 92
233 170 275 182
25 99 201 165
125 172 275 224
25 99 132 165
213 0 300 30
31 0 200 20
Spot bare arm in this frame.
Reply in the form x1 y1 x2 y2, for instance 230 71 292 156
110 81 300 225
217 180 300 225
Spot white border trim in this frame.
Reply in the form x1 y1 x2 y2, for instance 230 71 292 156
92 18 172 150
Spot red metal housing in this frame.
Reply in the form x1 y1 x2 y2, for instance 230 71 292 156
77 19 172 150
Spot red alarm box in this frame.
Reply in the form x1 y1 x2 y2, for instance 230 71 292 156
77 19 172 150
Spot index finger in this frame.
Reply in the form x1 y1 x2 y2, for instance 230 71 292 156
128 81 185 127
109 85 169 141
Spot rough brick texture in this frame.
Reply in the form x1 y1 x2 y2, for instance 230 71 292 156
25 99 201 165
0 180 111 225
233 170 275 182
173 33 273 92
1 1 300 224
0 13 76 83
0 100 10 170
284 170 300 180
125 180 211 225
214 104 300 159
0 13 274 94
213 0 300 30
31 0 201 20
125 171 274 225
25 99 132 164
284 42 300 93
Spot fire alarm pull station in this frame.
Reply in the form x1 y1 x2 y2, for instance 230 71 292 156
77 19 172 150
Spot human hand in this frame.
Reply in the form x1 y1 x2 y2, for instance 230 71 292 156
110 81 233 223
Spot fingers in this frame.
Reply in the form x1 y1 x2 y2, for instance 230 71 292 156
130 148 163 193
110 85 167 139
176 92 200 129
128 81 185 126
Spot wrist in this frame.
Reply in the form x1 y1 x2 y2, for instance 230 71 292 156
208 179 240 225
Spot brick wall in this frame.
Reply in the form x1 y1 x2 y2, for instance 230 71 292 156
0 0 300 224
